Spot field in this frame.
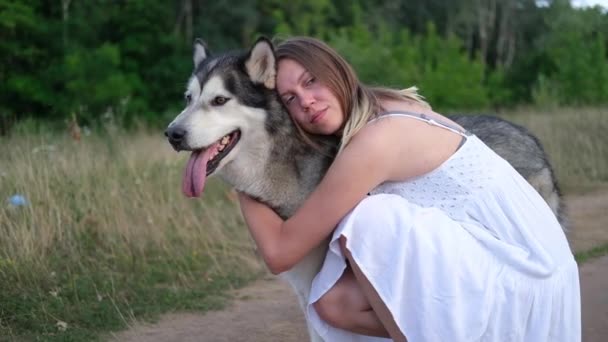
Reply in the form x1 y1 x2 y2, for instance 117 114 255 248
0 107 606 341
500 107 608 192
0 122 264 341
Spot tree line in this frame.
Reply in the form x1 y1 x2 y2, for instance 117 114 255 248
1 0 607 132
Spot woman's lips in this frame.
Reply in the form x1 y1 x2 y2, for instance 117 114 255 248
310 108 327 124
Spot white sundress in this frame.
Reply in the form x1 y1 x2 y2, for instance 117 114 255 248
306 113 581 342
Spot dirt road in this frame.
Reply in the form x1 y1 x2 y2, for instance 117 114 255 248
111 190 608 342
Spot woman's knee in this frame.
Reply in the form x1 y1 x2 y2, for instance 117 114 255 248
313 287 347 328
313 269 366 329
346 194 409 232
357 194 407 215
357 193 398 210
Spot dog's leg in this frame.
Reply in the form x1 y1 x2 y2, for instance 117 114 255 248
282 244 329 342
281 275 324 342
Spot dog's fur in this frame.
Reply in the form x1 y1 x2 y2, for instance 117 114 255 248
166 38 565 342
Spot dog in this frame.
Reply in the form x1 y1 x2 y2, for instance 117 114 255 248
165 37 565 342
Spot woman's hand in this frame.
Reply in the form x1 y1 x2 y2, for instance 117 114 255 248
237 191 286 274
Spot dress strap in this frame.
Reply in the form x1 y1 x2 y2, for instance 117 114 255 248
369 111 470 138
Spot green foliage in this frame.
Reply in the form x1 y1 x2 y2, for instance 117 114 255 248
0 0 52 125
63 44 133 120
531 74 561 109
267 0 337 37
326 20 494 111
0 0 193 129
1 0 607 130
415 25 491 110
519 3 608 107
544 25 608 105
485 67 513 108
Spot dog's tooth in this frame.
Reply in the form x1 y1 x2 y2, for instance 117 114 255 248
218 145 225 151
221 136 229 144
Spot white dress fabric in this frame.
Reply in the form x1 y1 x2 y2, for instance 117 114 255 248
306 113 581 342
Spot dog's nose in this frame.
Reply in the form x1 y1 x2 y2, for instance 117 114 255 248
165 127 186 142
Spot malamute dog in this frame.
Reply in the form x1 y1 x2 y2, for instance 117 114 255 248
165 38 565 342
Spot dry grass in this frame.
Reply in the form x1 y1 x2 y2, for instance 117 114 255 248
0 106 605 339
0 126 263 340
0 128 258 271
499 106 608 192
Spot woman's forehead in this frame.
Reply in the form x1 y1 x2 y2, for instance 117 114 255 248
277 59 308 91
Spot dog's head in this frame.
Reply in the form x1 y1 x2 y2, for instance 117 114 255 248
165 37 281 198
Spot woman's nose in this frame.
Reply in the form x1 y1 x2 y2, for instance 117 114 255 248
300 93 315 111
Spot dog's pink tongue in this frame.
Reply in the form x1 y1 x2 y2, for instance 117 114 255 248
182 145 216 198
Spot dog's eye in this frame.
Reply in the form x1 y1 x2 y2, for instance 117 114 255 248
185 93 192 105
211 96 230 106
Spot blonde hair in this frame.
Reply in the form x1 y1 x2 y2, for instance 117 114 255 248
274 36 429 153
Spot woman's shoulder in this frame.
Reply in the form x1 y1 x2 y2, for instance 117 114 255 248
346 103 468 181
378 99 434 115
373 100 465 133
346 111 445 161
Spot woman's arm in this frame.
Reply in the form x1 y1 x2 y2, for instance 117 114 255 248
237 119 398 274
237 192 286 272
238 117 459 274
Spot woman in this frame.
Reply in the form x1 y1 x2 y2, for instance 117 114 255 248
237 36 580 341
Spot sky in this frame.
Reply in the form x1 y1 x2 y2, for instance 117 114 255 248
571 0 608 8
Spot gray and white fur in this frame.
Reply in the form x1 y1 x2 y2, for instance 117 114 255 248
165 38 566 342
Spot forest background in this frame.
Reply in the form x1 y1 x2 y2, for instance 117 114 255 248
2 1 608 340
2 0 608 132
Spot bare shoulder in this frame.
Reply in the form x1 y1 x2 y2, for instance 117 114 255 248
346 110 466 181
379 99 466 132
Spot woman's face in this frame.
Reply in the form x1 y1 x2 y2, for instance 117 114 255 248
276 59 344 136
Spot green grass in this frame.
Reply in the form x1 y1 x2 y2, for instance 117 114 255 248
575 243 608 264
0 254 255 341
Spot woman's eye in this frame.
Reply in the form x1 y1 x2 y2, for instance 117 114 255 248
211 96 230 106
285 96 294 105
305 77 315 86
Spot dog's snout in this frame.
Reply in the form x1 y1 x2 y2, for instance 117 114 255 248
165 127 186 142
165 126 188 151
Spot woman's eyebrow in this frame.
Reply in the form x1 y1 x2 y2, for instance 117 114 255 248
279 70 308 98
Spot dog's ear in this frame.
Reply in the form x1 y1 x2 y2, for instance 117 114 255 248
245 37 276 89
193 38 209 67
